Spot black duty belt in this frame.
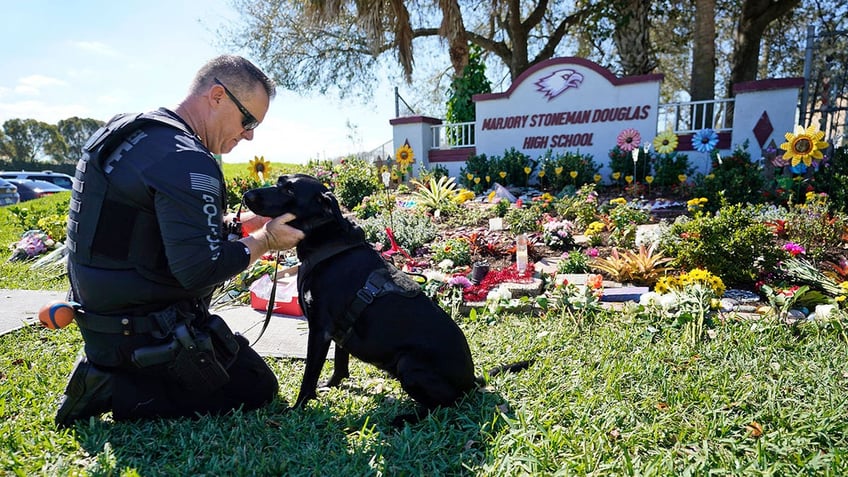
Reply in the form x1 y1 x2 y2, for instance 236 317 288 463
74 305 188 337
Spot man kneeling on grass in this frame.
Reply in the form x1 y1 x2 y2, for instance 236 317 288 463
56 55 303 426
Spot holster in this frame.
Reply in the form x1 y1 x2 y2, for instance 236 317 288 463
130 314 240 392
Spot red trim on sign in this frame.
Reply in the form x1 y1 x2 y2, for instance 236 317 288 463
473 57 664 102
732 78 804 94
676 131 732 152
429 147 476 163
389 116 443 126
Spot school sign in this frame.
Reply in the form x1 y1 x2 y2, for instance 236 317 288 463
390 57 802 179
474 57 660 165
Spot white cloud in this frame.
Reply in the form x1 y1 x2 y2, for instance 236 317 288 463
0 99 90 123
14 75 67 96
70 40 119 57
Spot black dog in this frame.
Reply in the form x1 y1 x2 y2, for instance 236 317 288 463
243 174 528 420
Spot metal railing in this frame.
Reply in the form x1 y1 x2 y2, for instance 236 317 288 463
656 98 734 134
431 121 476 149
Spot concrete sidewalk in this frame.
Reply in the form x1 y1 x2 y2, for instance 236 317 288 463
0 289 318 359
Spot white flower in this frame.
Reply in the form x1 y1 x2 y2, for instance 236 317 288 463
437 259 455 271
639 291 663 306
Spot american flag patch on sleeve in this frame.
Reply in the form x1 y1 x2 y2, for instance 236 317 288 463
189 172 220 195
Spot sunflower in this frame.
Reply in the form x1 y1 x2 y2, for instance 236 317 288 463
779 124 829 168
616 128 641 152
248 156 272 182
691 128 719 153
396 143 415 168
652 130 678 154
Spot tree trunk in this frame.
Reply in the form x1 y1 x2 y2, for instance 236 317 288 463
612 0 656 76
691 0 716 129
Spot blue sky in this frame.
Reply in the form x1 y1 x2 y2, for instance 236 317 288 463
0 1 396 164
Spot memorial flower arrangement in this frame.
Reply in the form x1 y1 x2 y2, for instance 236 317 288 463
653 130 678 155
541 217 576 250
642 268 725 344
691 128 719 153
248 155 272 182
779 124 829 173
616 128 641 152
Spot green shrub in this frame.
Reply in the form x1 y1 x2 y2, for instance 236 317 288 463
355 210 437 253
693 141 764 211
537 150 601 192
459 153 494 193
431 237 472 266
659 203 781 287
493 199 511 218
334 157 380 210
810 145 848 212
607 146 651 184
555 184 600 229
504 206 543 234
225 175 264 210
557 249 592 274
5 195 71 242
783 193 845 262
652 151 694 189
605 200 650 248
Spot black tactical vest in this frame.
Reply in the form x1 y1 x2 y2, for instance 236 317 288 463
66 111 195 286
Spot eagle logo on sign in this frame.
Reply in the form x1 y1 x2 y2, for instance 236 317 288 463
534 69 584 101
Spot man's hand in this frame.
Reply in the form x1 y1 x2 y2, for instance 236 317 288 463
239 213 304 263
262 213 304 250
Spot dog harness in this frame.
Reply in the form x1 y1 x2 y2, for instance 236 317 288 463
333 267 422 346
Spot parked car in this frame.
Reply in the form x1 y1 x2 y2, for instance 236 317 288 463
6 179 67 202
0 177 20 206
0 170 74 190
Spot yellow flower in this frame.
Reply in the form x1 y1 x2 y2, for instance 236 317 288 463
645 175 654 184
466 173 473 180
612 172 621 180
569 170 578 179
611 197 627 206
555 167 563 175
625 175 633 184
499 171 507 179
248 156 272 182
593 174 602 183
396 143 415 167
653 130 679 154
706 173 715 180
524 167 532 175
678 174 687 183
474 177 481 184
779 124 829 167
485 175 491 183
538 170 546 178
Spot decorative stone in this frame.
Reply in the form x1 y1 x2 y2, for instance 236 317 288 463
600 286 649 302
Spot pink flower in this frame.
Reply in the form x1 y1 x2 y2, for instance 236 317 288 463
616 128 642 152
585 248 599 258
783 242 805 256
448 275 473 288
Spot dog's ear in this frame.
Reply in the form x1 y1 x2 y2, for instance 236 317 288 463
320 191 346 222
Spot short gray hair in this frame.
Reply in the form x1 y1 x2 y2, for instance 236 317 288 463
191 55 276 100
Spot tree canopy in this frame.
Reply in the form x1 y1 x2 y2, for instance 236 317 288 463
224 0 845 120
0 117 102 166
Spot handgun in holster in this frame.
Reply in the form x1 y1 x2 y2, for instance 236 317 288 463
131 322 230 392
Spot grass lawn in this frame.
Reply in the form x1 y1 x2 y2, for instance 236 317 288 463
2 172 848 474
3 305 848 475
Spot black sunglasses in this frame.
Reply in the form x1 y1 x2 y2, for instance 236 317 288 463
213 77 260 131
